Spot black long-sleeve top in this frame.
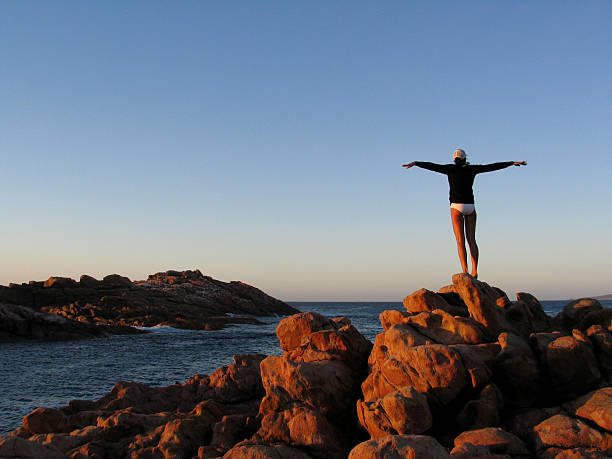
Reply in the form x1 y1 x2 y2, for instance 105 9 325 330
414 161 514 204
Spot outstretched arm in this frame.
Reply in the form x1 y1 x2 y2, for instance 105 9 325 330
402 161 451 174
472 161 526 173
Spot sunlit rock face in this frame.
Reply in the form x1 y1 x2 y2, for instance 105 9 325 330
2 273 612 459
0 269 299 340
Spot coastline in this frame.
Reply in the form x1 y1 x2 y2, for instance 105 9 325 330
2 274 608 457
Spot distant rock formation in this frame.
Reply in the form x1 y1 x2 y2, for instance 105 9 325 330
0 302 143 341
0 269 299 341
2 274 611 458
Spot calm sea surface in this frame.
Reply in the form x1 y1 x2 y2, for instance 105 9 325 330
1 300 610 435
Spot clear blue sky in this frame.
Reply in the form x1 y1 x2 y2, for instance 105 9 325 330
1 1 610 300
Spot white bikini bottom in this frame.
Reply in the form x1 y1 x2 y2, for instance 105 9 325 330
450 203 475 215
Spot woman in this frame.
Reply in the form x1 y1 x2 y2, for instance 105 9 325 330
403 149 526 278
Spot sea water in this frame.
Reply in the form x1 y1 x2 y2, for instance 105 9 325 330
1 300 609 435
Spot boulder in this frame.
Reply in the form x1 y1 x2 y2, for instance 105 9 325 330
563 388 612 433
404 288 467 317
348 434 450 459
223 443 315 458
452 274 514 337
538 447 610 458
560 299 604 330
43 277 78 289
452 427 530 457
357 386 432 437
78 275 100 288
456 384 504 431
276 312 371 371
157 417 213 459
451 343 499 391
379 309 413 331
450 442 508 458
375 322 432 357
0 436 63 458
258 356 355 421
361 344 469 408
23 408 69 434
204 354 266 403
505 407 563 445
533 413 612 452
586 325 612 383
506 292 551 335
540 331 601 400
492 332 542 407
403 309 489 345
253 406 346 458
200 414 257 457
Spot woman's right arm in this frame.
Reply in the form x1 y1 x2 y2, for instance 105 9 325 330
403 161 450 174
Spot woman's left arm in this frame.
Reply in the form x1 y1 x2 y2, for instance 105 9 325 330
473 161 521 173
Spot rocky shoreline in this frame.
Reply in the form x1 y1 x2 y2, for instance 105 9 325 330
0 270 299 341
1 274 612 458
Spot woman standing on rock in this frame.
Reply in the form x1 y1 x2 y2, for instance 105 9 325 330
402 149 526 278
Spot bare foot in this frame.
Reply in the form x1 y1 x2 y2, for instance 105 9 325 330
471 272 478 279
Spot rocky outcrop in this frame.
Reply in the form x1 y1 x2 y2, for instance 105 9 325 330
0 269 299 340
2 354 268 458
227 312 373 458
3 274 612 458
355 274 612 457
0 302 143 341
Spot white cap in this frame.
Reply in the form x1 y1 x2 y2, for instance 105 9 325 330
453 149 466 160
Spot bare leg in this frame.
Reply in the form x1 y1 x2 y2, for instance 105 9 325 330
465 210 479 278
450 208 469 273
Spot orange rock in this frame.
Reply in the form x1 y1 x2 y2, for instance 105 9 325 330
380 308 488 345
563 387 612 433
357 386 432 437
223 443 315 458
492 332 541 407
205 354 266 403
276 312 371 372
348 434 450 459
0 436 63 458
362 344 468 407
23 408 68 434
453 427 529 456
451 343 499 391
157 417 213 459
276 312 337 353
543 333 601 400
456 384 503 431
403 309 489 345
586 325 612 383
507 292 551 335
379 309 412 331
533 413 612 452
404 288 467 317
254 406 345 458
259 356 355 420
96 408 171 431
538 446 609 458
450 442 508 458
560 299 604 330
452 273 514 337
202 414 256 456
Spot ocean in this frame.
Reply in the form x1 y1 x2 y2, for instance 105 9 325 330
1 300 609 435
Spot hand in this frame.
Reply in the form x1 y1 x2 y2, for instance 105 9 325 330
513 161 527 166
402 161 416 169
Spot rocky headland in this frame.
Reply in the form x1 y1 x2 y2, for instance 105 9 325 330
0 270 299 341
2 274 612 458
